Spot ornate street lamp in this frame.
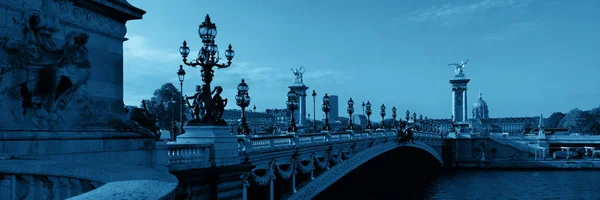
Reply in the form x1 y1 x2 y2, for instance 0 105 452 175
347 98 355 131
380 104 386 129
179 14 235 126
365 101 372 130
322 93 332 132
287 90 299 133
311 90 317 132
392 106 397 129
405 110 410 123
177 65 186 132
236 79 251 135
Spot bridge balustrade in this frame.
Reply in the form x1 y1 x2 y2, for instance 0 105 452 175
166 144 211 167
239 130 444 153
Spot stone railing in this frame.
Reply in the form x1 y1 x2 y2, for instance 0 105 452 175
238 130 444 153
0 159 178 200
155 142 212 171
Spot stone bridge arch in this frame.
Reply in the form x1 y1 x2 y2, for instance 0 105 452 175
288 141 443 200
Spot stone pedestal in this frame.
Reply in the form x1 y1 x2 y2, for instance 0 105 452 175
176 125 239 167
449 78 471 123
289 83 309 127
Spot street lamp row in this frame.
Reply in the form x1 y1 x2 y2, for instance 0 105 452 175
172 14 443 136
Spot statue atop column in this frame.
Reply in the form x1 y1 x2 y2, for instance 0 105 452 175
448 59 469 77
291 66 305 84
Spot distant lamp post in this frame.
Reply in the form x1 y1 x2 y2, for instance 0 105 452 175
178 14 235 125
322 93 331 132
235 79 251 135
287 90 298 133
405 110 410 123
413 112 417 124
177 65 186 131
424 116 429 132
347 98 355 131
312 90 317 131
365 101 372 130
252 105 257 134
392 106 397 129
380 104 386 129
362 101 365 116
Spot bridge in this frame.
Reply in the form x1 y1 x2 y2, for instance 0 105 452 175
0 1 597 200
164 128 444 200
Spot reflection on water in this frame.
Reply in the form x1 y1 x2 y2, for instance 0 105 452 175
424 170 600 200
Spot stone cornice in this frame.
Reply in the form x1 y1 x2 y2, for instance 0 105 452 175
69 0 146 22
0 0 142 38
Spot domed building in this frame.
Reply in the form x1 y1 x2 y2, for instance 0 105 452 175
472 91 489 119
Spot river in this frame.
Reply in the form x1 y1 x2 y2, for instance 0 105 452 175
422 170 600 200
316 169 600 200
313 147 600 200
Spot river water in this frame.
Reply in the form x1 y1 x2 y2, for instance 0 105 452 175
422 170 600 200
313 147 600 200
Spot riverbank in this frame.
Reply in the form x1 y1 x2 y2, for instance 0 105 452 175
453 159 600 169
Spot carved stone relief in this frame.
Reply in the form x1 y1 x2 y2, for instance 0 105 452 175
0 2 138 130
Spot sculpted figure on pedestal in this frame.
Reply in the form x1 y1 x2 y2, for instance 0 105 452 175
125 100 161 139
211 86 227 120
185 85 203 120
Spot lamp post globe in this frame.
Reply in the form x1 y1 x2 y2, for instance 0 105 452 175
365 101 372 130
322 93 331 132
347 98 355 131
179 14 235 126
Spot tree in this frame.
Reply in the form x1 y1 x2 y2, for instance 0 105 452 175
546 112 566 128
558 108 599 134
142 83 190 130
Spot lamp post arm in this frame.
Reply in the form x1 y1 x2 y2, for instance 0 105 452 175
215 63 232 69
182 59 201 68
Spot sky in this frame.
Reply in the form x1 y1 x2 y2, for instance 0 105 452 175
123 0 600 120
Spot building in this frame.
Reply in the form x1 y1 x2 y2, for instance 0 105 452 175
222 109 277 132
265 108 291 128
329 95 339 120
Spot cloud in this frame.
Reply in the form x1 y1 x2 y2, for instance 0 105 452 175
482 21 545 41
124 34 181 62
408 0 535 25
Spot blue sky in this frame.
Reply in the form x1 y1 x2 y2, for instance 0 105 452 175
123 0 599 119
